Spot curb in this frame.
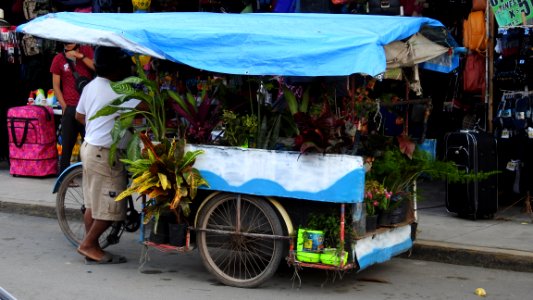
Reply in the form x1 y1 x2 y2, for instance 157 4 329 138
408 239 533 273
0 201 57 219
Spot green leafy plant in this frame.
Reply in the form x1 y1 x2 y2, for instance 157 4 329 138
306 209 355 253
221 110 258 147
306 212 341 250
115 134 209 225
368 139 498 197
256 110 285 150
284 87 343 153
90 55 174 163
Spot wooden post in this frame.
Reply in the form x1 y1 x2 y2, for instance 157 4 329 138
487 3 495 132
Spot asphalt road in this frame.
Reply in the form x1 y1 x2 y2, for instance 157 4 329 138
0 212 531 300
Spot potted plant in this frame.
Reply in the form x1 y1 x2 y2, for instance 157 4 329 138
306 211 342 251
368 136 498 225
220 109 258 147
364 180 392 229
115 134 208 245
169 81 223 144
388 191 411 224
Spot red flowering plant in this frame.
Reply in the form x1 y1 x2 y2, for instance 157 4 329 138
169 79 223 144
284 84 350 154
341 77 378 138
364 180 392 216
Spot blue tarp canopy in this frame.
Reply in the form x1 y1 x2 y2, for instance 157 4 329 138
17 12 446 77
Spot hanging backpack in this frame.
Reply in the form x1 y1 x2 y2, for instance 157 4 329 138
463 11 487 53
21 35 41 56
23 0 52 20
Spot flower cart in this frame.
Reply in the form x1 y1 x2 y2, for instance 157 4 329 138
186 144 415 276
24 11 459 288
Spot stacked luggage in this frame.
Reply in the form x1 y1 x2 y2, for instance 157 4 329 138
445 130 498 219
7 105 58 177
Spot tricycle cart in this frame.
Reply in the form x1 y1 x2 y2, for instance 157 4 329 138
52 144 416 288
185 144 416 287
23 11 454 288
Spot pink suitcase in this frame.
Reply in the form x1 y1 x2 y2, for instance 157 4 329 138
7 105 58 177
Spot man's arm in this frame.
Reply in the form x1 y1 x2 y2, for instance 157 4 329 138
75 112 86 125
79 55 95 71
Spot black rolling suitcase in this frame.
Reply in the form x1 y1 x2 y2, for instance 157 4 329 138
445 130 498 219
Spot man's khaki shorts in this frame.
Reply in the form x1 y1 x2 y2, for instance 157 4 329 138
80 142 127 221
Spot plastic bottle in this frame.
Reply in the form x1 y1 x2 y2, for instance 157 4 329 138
47 89 57 106
35 89 46 105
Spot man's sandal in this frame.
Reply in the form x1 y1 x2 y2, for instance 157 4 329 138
84 252 127 265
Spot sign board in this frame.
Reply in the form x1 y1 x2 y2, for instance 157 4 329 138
490 0 533 26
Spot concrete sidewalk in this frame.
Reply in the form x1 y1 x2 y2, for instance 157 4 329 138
0 161 532 272
413 180 533 272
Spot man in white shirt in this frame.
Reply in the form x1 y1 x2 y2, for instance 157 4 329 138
75 46 140 264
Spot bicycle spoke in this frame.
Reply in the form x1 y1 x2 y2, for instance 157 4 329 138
198 193 285 287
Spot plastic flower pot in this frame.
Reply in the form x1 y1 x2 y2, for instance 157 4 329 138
366 214 378 232
320 248 348 266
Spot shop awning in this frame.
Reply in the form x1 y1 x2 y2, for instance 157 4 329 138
17 12 448 77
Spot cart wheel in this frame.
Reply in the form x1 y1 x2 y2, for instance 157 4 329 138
55 166 118 248
197 193 284 288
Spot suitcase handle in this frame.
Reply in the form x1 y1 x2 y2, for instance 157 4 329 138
10 118 30 148
35 105 52 122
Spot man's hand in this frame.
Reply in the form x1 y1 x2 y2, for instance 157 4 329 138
65 49 84 60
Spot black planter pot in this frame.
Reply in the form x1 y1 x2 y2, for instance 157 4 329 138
149 220 169 244
168 223 188 247
378 211 391 226
390 201 408 224
148 213 172 244
366 214 378 233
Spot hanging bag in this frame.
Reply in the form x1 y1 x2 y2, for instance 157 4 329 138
63 53 91 93
463 11 487 53
472 0 486 12
21 35 41 56
463 52 485 94
23 0 51 20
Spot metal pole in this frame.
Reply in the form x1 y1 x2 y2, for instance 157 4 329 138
236 194 241 233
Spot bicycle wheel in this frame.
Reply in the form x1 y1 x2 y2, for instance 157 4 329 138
55 167 117 248
197 193 285 288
